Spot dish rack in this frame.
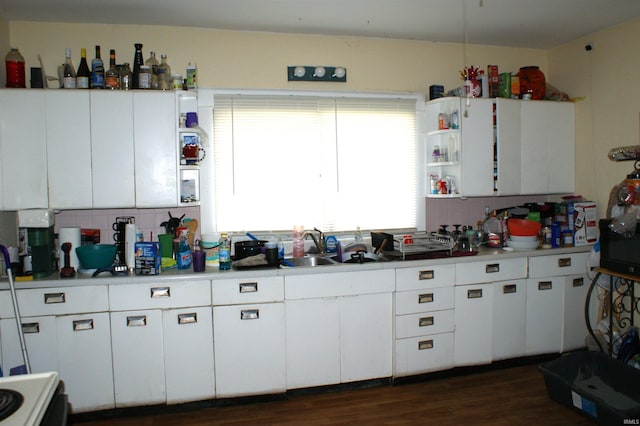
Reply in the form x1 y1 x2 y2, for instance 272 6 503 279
395 232 455 260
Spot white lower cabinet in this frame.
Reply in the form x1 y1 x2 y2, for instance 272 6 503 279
524 277 563 355
162 306 215 404
212 276 285 398
492 279 526 361
454 283 494 366
111 309 166 407
56 313 114 412
285 270 394 389
562 274 590 352
394 264 455 377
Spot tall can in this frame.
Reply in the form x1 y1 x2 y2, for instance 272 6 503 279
5 48 26 88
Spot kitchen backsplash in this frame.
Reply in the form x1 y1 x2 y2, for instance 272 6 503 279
424 195 555 232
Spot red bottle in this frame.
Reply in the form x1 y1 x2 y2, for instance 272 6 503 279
5 48 26 88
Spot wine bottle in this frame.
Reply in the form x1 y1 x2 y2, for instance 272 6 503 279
76 48 90 89
62 48 76 89
105 49 120 90
91 45 105 89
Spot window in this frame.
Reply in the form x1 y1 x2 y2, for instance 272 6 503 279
212 92 417 233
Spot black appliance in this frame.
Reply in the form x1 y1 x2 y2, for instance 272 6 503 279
599 218 640 276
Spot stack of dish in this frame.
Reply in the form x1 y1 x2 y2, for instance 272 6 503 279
506 235 539 251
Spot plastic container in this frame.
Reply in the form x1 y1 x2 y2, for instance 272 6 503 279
201 233 220 268
218 232 231 270
539 351 640 424
292 225 305 258
5 48 26 88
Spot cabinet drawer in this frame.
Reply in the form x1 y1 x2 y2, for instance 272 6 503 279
213 276 284 305
395 287 454 315
455 257 527 285
109 280 211 311
394 332 454 377
395 309 454 339
395 264 455 291
15 286 109 317
528 252 589 278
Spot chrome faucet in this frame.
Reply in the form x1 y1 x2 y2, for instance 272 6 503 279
303 228 325 254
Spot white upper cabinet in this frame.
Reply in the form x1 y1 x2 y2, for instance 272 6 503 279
133 91 178 207
46 91 93 209
0 90 48 210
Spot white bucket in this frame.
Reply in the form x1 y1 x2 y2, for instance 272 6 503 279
201 233 220 268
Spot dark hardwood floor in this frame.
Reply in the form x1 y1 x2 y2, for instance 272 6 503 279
71 358 593 425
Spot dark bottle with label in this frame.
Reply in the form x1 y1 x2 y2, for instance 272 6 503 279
62 48 76 89
132 43 143 89
76 47 90 89
105 49 120 90
91 45 105 89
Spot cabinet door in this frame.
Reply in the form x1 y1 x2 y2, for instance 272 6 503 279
0 316 57 375
285 298 340 389
520 101 575 194
90 91 135 208
340 293 393 382
525 277 563 355
213 303 285 397
562 274 589 352
454 283 493 366
163 306 215 404
133 92 178 207
495 98 521 195
56 313 114 412
394 332 454 377
110 309 165 407
492 279 526 360
46 91 93 209
460 98 494 196
0 90 48 209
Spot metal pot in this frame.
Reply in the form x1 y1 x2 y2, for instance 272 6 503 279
234 240 267 260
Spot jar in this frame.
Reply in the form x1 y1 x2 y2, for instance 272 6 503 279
561 230 574 247
517 66 546 100
138 65 152 89
171 73 183 90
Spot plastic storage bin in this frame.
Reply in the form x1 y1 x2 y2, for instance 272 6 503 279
539 351 640 424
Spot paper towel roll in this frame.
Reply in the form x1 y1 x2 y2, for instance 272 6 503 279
58 227 81 270
125 223 137 270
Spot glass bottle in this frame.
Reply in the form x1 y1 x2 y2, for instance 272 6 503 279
91 45 105 89
144 51 159 89
76 47 90 89
105 49 120 90
132 43 144 89
62 48 76 89
156 54 172 91
5 48 26 88
120 63 133 90
218 232 231 271
138 65 152 89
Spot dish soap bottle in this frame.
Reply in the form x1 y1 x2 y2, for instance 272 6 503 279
176 229 192 269
218 232 231 270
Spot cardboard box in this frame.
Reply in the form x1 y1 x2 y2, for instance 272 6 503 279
498 73 511 98
135 242 161 275
487 65 499 97
566 202 598 246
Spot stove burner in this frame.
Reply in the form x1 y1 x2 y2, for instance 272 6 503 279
0 388 23 421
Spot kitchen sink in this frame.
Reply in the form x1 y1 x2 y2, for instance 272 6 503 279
283 256 336 267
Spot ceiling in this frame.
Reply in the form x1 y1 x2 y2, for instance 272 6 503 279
1 0 640 49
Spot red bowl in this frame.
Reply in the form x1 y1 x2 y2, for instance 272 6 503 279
508 218 542 237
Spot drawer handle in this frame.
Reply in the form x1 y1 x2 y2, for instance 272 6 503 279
538 281 553 291
151 287 170 298
418 293 434 304
73 319 94 331
573 277 584 287
418 339 434 350
126 315 147 327
503 284 517 294
21 322 40 334
241 309 259 320
485 264 500 273
178 312 198 325
44 292 65 304
419 316 434 327
418 270 434 280
467 288 483 299
239 282 258 293
558 258 572 268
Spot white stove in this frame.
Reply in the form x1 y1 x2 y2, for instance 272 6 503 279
0 372 60 425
